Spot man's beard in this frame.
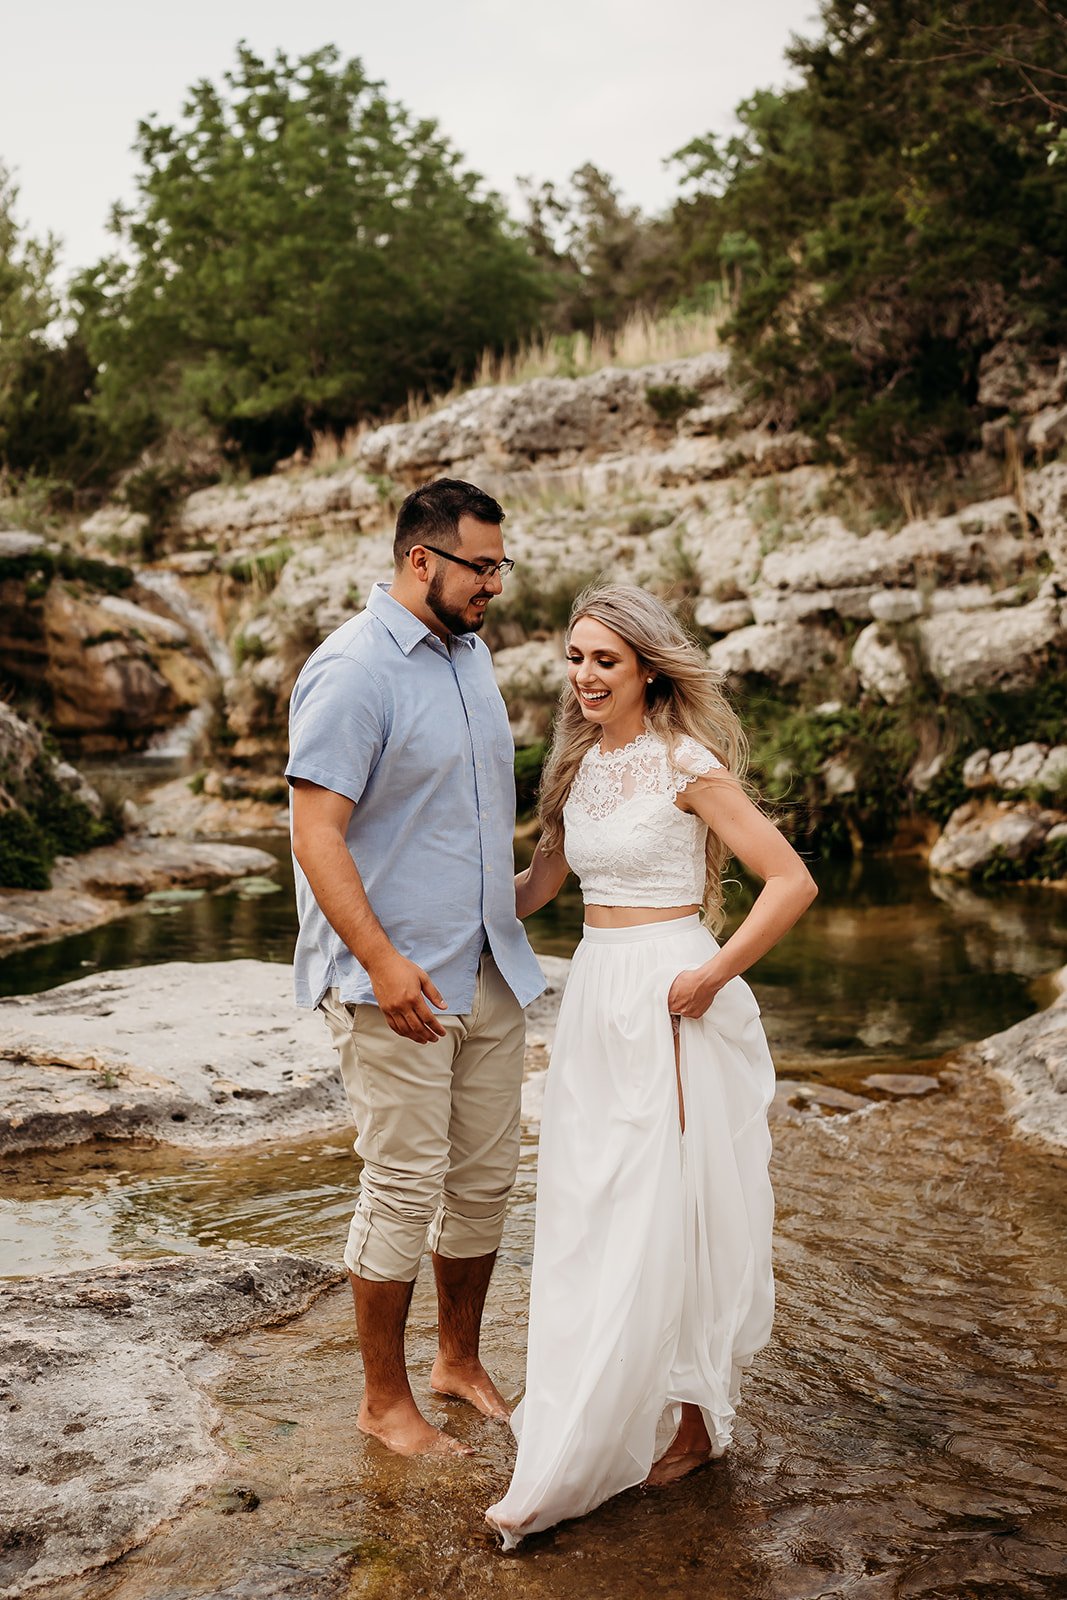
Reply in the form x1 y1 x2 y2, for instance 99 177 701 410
426 570 490 635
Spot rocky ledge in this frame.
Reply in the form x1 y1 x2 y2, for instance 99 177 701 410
0 838 277 953
971 966 1067 1150
0 1253 342 1598
0 956 572 1156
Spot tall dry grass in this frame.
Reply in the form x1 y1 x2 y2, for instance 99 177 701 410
307 304 728 468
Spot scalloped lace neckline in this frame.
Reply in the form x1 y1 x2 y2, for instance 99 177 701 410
587 727 656 764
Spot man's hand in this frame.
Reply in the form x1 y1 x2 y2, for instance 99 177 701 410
368 950 448 1043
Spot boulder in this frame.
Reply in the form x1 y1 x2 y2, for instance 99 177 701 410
972 972 1067 1149
1025 460 1067 574
708 622 843 686
356 353 733 478
493 640 565 708
1027 403 1067 456
851 623 914 704
693 597 754 633
976 342 1066 412
928 800 1061 877
0 1254 341 1597
963 743 1067 796
916 598 1064 695
752 585 876 624
760 498 1032 594
80 505 150 549
868 589 924 624
180 467 380 545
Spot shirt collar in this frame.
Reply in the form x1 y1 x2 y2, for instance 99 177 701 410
367 581 478 654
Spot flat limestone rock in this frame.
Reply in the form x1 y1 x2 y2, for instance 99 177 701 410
0 960 344 1154
0 1253 342 1598
973 974 1067 1150
0 839 278 952
0 956 572 1155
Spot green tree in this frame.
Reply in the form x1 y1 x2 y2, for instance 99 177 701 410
74 45 548 469
520 163 680 335
670 0 1067 462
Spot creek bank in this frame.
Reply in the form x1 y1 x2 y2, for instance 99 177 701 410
0 839 277 955
0 1253 342 1599
0 957 571 1157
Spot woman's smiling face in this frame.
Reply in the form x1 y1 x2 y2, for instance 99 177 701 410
566 616 649 740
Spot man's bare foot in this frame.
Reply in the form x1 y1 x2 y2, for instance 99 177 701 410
358 1397 475 1456
430 1355 512 1420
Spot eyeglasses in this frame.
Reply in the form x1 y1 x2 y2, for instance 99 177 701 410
421 544 515 581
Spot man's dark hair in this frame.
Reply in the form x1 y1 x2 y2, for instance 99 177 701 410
393 478 505 565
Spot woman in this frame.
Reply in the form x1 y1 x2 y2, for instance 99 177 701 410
485 584 817 1548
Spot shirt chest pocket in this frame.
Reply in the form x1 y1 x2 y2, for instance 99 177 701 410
480 691 516 765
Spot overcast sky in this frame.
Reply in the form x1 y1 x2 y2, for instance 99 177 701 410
2 0 819 283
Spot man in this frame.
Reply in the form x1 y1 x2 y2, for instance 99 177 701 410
287 477 544 1458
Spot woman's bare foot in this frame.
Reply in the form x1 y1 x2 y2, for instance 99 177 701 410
358 1396 475 1456
643 1405 713 1487
431 1355 512 1420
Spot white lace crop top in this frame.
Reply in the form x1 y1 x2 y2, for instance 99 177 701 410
563 728 724 907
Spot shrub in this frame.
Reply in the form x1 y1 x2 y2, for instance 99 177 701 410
645 383 700 427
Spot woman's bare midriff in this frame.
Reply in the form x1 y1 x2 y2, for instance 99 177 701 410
583 904 699 928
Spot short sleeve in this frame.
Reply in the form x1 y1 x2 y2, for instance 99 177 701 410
670 735 724 791
285 652 386 806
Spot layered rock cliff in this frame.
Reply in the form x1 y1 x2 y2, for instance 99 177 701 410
28 346 1067 883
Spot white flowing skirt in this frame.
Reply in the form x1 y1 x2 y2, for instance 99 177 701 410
487 915 776 1548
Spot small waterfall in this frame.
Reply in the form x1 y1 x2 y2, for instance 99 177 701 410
138 569 233 679
138 569 234 760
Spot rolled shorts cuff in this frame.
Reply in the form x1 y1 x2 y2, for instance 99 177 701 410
427 1200 509 1261
343 1203 424 1285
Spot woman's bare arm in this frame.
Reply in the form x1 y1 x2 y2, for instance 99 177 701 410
515 839 570 919
668 775 817 1018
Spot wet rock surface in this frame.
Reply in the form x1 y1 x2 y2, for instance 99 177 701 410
19 1067 1066 1600
0 840 277 953
0 1253 342 1598
972 967 1067 1150
0 956 572 1158
0 959 339 1154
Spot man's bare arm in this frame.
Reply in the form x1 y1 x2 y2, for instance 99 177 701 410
290 778 447 1043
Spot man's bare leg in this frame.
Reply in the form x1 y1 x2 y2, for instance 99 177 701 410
349 1271 474 1456
430 1250 511 1420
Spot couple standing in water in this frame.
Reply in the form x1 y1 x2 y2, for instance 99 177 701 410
287 478 816 1547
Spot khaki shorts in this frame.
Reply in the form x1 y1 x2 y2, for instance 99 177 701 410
319 952 526 1283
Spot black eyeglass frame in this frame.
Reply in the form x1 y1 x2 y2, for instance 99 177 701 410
420 543 515 581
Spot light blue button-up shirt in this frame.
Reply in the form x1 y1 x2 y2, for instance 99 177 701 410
286 581 545 1013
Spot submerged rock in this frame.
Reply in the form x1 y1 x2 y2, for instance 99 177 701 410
0 1252 342 1598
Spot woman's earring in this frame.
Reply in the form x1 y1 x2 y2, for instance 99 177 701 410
646 676 654 684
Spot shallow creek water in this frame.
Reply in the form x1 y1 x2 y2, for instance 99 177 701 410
3 851 1067 1597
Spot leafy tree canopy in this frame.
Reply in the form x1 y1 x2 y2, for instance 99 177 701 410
74 44 549 468
671 0 1067 461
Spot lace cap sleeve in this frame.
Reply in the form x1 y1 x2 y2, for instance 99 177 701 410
670 735 724 792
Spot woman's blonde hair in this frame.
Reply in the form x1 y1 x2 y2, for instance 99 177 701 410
538 583 749 932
